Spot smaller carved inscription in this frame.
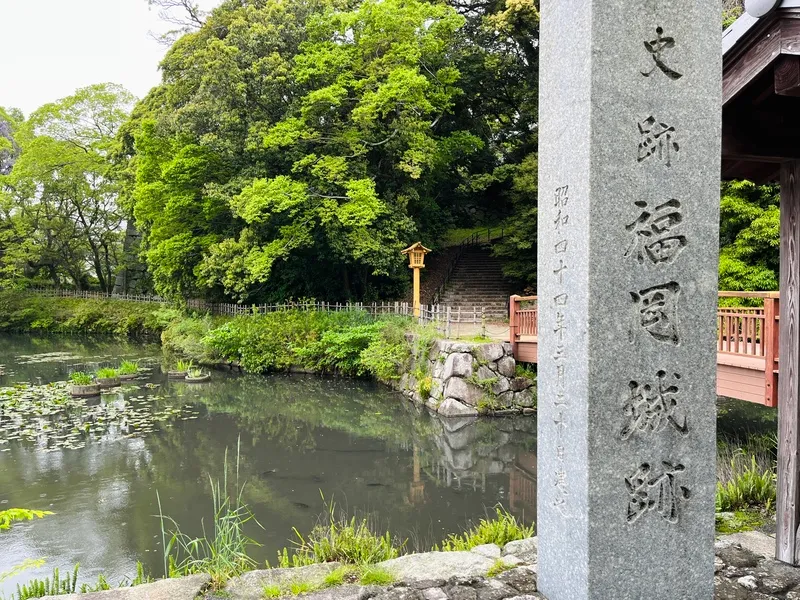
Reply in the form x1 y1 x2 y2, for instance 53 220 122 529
626 461 691 524
630 282 681 345
625 199 687 265
620 371 688 440
638 116 679 167
641 27 683 80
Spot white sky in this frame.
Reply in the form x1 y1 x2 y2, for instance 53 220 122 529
2 0 221 118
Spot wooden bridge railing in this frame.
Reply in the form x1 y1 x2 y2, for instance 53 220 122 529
510 291 781 407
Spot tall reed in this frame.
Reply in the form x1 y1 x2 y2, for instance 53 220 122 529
158 438 260 587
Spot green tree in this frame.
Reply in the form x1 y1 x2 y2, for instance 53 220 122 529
125 0 540 302
719 180 779 291
0 84 135 290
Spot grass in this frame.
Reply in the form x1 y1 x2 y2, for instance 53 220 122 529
95 367 118 379
487 559 514 578
514 363 536 380
716 435 777 512
68 371 93 385
438 506 534 552
716 510 766 534
275 499 404 568
14 565 78 599
158 439 261 588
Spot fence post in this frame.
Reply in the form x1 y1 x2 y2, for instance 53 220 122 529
481 306 486 339
765 294 780 407
509 295 520 357
446 306 452 339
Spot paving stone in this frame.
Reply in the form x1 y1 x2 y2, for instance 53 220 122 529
471 544 502 559
442 353 474 380
379 553 494 583
421 588 448 600
474 579 517 600
438 398 478 418
41 574 211 600
444 585 477 600
493 567 537 595
502 538 537 565
225 563 341 600
717 543 761 569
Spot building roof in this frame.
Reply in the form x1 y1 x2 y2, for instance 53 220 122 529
723 1 800 55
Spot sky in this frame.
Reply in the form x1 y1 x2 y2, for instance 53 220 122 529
2 0 220 118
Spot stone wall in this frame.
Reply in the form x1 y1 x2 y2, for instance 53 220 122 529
396 340 536 417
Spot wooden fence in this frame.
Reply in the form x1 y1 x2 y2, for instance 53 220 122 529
16 288 499 338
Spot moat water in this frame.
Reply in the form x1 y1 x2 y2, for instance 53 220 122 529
0 334 537 593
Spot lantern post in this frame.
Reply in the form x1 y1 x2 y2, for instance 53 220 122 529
401 242 431 318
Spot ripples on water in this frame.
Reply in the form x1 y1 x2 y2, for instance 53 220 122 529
0 334 537 594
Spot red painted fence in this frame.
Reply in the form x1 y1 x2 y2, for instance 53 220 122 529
510 292 780 407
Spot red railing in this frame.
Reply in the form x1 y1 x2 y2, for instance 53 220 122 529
509 291 781 407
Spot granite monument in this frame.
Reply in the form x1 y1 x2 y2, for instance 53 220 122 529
536 0 722 598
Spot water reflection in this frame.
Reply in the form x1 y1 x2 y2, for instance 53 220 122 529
0 335 536 594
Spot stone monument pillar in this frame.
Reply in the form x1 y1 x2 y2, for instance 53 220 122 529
536 1 721 598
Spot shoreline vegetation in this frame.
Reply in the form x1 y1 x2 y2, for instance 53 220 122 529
0 292 780 579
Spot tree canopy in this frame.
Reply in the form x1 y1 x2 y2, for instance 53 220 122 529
122 0 539 302
0 84 135 290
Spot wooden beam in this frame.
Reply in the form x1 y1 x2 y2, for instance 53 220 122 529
777 159 800 565
724 19 782 105
776 55 800 96
722 121 800 162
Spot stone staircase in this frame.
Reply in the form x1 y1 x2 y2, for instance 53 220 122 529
438 246 515 321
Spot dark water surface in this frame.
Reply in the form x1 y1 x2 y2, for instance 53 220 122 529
0 334 536 593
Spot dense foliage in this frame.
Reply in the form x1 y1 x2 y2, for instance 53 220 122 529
0 290 179 336
719 181 779 292
164 308 419 379
118 0 539 302
0 85 135 291
0 0 782 303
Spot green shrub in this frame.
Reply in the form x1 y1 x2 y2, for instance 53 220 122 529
0 291 179 337
95 367 118 379
514 363 536 380
162 315 221 363
68 371 93 385
359 322 411 381
438 506 534 551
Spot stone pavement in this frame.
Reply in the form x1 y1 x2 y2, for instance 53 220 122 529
37 533 800 599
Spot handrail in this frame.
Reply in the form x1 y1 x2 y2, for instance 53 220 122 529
508 292 781 407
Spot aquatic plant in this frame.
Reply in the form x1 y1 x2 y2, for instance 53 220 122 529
158 440 260 587
174 359 194 372
437 506 534 552
187 367 205 378
118 361 139 375
14 564 78 599
0 508 53 531
276 499 404 567
0 381 199 451
68 371 93 385
95 367 118 379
